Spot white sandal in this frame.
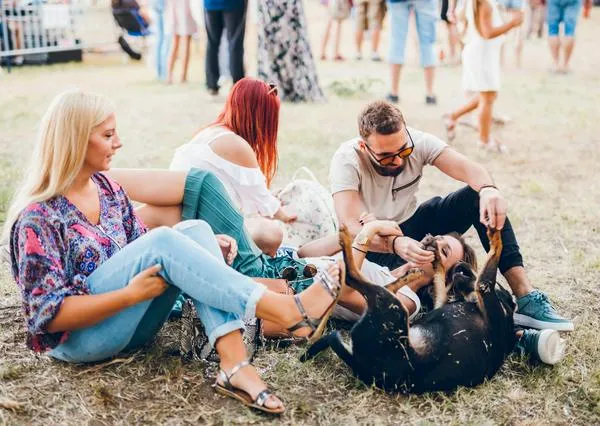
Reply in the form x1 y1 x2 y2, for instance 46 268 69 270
478 138 509 154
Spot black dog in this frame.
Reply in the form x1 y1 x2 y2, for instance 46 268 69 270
301 226 516 393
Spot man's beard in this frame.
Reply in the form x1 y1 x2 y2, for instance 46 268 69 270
370 158 405 177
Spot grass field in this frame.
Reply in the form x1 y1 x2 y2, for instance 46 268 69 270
1 3 599 424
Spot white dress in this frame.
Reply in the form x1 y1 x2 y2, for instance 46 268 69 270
169 126 281 217
165 0 197 36
461 0 504 92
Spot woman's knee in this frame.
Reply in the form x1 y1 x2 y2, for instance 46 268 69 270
174 219 213 235
251 219 283 256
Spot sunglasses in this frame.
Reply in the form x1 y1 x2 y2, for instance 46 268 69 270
280 264 318 282
267 82 278 96
364 128 415 166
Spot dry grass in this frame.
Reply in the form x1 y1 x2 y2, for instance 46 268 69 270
1 3 600 424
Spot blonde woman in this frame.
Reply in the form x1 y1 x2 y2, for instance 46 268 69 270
3 90 344 415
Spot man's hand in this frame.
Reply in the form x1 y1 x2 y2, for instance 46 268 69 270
216 234 238 265
393 237 435 265
479 188 508 230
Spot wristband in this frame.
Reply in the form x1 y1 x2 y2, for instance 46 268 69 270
391 235 402 255
479 184 498 193
352 245 368 254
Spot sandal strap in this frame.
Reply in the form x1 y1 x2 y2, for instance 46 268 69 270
286 295 317 333
254 389 274 407
315 270 340 298
218 360 250 389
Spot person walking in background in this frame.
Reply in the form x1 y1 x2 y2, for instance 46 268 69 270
166 0 197 84
443 0 523 152
440 0 460 65
319 0 351 61
204 0 247 96
546 0 589 73
257 0 325 102
386 0 439 105
527 0 546 38
354 0 386 61
152 0 171 81
499 0 526 68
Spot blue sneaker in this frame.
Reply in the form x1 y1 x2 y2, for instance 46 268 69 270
514 290 574 331
514 329 566 365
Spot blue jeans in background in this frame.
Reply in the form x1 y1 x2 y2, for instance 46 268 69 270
547 0 582 36
152 0 171 81
387 0 437 67
50 220 266 363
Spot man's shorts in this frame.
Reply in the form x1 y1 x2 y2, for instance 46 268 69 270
356 0 387 31
547 0 582 36
440 0 451 22
388 0 437 67
498 0 525 9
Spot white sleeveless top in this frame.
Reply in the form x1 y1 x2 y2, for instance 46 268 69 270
461 0 504 91
169 126 281 217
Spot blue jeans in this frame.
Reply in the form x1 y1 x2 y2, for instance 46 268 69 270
387 0 437 67
547 0 581 36
49 220 266 363
152 0 171 81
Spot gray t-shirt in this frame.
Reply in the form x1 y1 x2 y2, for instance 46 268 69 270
329 127 447 223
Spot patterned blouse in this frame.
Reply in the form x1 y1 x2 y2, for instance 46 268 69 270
9 173 147 352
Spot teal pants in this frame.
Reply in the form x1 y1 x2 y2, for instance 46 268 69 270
181 169 314 291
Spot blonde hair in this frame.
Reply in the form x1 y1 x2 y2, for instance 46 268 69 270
1 90 115 241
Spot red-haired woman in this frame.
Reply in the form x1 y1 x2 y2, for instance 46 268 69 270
170 77 296 256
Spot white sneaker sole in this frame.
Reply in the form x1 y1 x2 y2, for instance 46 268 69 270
536 329 566 365
514 313 574 332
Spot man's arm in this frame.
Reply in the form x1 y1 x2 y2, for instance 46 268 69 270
433 148 508 230
333 190 394 253
433 148 494 190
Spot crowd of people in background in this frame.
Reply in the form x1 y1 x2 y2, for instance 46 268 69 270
138 0 592 150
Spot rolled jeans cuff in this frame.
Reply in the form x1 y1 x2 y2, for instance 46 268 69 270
208 319 246 347
244 283 267 321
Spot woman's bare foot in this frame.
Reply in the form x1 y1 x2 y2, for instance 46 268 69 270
286 263 341 338
442 114 457 141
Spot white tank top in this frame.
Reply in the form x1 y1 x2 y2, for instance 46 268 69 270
169 126 281 217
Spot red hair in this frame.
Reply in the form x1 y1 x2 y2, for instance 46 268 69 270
211 77 280 187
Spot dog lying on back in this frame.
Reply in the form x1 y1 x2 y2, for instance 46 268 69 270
301 225 517 393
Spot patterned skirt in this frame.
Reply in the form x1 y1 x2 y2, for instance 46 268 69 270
257 0 326 103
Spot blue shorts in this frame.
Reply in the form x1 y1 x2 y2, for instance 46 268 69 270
547 0 582 36
387 0 437 67
498 0 524 9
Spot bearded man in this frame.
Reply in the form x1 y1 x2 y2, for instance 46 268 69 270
328 100 573 332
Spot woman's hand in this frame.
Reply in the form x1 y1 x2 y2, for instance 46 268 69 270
216 234 238 265
355 219 403 245
274 205 297 223
126 264 168 304
390 262 424 278
358 212 377 225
